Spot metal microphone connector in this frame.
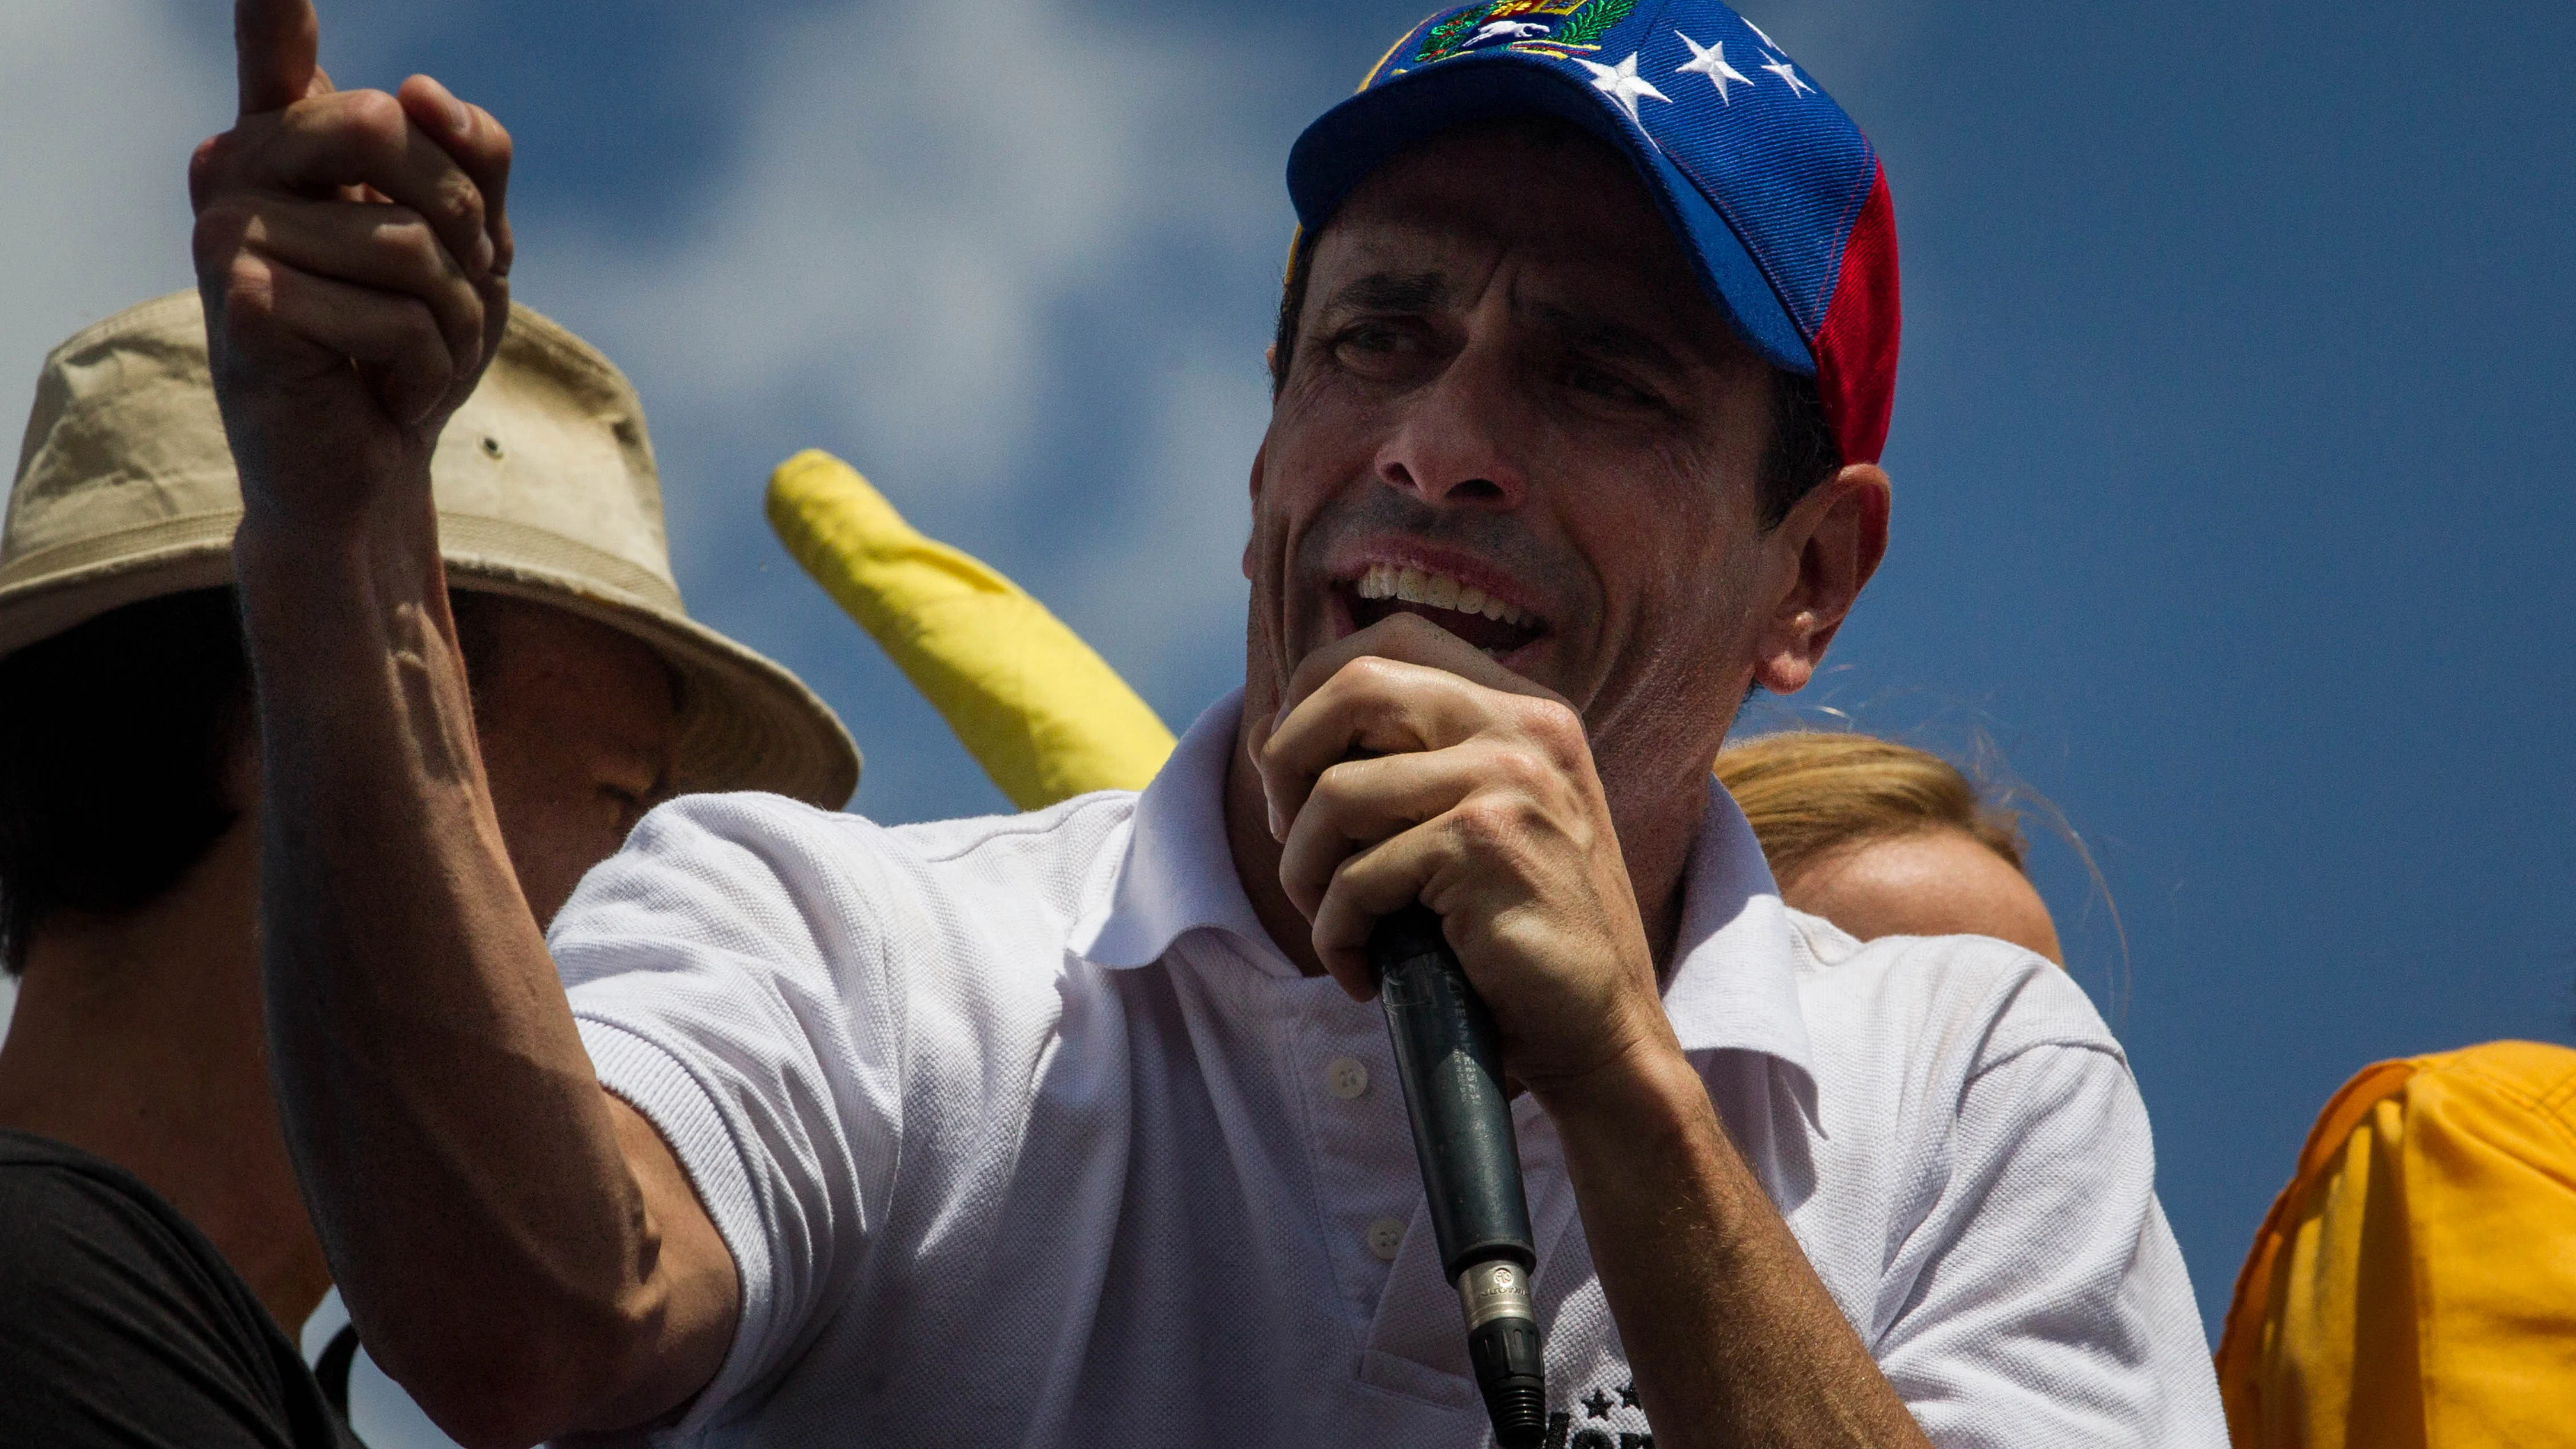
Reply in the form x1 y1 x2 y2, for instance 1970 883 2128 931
1458 1260 1547 1444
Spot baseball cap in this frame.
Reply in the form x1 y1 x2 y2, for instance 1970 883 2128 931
2 291 861 810
1287 0 1900 464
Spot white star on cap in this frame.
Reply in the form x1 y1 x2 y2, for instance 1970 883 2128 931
1674 31 1752 104
1761 52 1816 96
1742 15 1780 50
1576 52 1672 127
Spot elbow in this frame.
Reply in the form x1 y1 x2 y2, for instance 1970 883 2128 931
366 1298 674 1449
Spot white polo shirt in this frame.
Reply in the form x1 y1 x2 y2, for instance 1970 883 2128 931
557 693 2225 1447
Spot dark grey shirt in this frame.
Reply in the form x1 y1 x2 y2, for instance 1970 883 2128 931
0 1128 360 1448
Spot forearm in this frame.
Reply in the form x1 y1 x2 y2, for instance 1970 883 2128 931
235 508 710 1443
1540 1046 1932 1449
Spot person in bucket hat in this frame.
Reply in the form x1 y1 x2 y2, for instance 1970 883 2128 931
0 291 856 808
0 291 854 1447
206 1 2221 1445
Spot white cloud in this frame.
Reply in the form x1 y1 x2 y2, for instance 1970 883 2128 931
520 0 1290 494
519 0 1297 710
0 0 226 417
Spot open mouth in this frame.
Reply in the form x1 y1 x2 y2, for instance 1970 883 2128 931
1345 563 1547 657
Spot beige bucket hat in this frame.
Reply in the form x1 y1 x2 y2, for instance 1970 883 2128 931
3 290 859 810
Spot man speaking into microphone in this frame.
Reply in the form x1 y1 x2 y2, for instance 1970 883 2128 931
200 0 2224 1444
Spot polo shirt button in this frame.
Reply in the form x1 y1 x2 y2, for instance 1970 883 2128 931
1325 1056 1370 1100
1365 1217 1407 1261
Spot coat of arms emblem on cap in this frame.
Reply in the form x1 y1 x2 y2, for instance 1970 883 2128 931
1413 0 1638 65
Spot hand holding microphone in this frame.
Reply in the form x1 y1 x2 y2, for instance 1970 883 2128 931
1262 616 1673 1447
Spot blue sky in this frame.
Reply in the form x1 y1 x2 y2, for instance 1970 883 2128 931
4 0 2571 1341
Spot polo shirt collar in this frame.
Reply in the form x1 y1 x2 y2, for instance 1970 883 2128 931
1068 690 1820 1112
1068 691 1278 971
1662 778 1821 1123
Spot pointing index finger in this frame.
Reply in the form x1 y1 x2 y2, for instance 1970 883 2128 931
236 0 321 116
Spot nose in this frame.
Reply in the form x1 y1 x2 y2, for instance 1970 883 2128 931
1370 342 1527 511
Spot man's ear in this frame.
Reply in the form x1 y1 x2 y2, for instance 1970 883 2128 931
1752 462 1891 695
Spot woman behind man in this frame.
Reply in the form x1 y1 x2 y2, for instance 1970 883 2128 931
1715 732 2066 964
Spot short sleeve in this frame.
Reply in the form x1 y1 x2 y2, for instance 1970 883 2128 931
0 1151 353 1449
550 794 909 1438
1872 1037 2227 1448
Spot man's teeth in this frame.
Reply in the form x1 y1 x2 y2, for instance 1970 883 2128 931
1353 563 1531 626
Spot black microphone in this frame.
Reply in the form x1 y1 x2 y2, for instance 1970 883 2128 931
1372 903 1546 1448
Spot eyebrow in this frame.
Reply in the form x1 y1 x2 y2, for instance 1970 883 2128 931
1321 271 1449 317
1318 271 1701 374
1528 301 1694 376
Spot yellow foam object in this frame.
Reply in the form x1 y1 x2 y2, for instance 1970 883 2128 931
765 449 1176 810
2215 1039 2576 1448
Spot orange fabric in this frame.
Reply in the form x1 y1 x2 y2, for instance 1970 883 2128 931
2216 1040 2576 1448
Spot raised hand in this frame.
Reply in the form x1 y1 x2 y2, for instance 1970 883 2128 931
192 0 512 532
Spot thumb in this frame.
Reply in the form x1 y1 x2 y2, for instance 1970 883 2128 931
235 0 320 116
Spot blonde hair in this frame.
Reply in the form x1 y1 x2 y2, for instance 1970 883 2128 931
1713 732 2028 886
